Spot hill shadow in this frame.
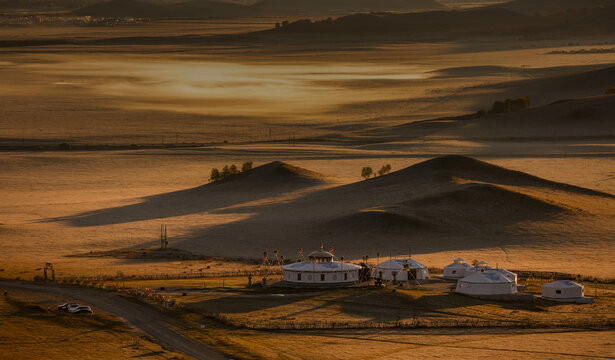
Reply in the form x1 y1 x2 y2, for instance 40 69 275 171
172 156 613 257
43 161 328 227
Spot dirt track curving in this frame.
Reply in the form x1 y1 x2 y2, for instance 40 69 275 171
0 280 228 360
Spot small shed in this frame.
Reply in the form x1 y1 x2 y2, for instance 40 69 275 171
541 280 594 303
373 258 430 282
443 258 475 279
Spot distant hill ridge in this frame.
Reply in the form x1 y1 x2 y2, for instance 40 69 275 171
73 0 254 18
271 5 615 37
487 0 615 15
253 0 446 14
72 0 445 18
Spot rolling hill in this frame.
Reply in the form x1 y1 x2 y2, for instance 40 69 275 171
72 0 254 18
160 156 615 263
487 0 615 15
271 5 615 37
251 0 446 14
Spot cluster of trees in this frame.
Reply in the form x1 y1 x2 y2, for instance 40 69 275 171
210 161 253 182
477 97 530 116
361 164 392 179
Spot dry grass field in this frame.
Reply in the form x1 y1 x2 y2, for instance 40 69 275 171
2 9 615 359
126 278 614 360
0 295 185 359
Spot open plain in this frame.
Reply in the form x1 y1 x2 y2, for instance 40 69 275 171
1 1 615 358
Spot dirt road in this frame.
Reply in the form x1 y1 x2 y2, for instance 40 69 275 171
0 280 228 360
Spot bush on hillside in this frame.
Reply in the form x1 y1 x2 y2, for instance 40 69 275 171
361 167 373 179
490 97 530 114
377 164 392 176
210 161 253 182
242 161 253 172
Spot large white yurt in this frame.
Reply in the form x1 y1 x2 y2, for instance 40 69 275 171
443 258 475 279
282 248 361 287
494 268 517 283
373 258 430 282
456 271 517 296
541 280 594 303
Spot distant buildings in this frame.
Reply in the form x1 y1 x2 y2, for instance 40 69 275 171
372 258 429 282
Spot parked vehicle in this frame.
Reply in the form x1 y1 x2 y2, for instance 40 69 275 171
67 305 93 314
57 303 79 312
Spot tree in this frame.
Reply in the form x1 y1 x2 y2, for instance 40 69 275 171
242 161 253 172
229 164 240 175
210 168 221 182
221 165 230 178
361 166 373 179
377 164 392 177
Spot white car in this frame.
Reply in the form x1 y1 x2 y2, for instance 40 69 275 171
67 305 93 314
57 302 79 312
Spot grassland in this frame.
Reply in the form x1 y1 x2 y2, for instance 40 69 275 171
113 276 615 359
0 295 186 359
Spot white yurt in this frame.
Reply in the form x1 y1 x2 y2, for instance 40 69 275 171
494 268 518 283
456 271 517 296
443 258 475 279
373 258 430 282
541 280 594 303
282 248 361 287
474 261 493 272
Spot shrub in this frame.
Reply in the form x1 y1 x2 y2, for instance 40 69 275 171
377 164 392 176
241 161 253 172
210 168 221 182
490 97 530 113
491 100 509 113
361 167 373 179
477 109 488 117
210 161 252 182
229 164 240 175
606 87 615 95
58 142 71 151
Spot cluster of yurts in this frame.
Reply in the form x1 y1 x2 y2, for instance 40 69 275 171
281 246 593 303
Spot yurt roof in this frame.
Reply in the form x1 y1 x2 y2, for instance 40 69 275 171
307 250 334 258
476 261 489 266
543 280 583 288
445 262 474 269
454 258 465 262
494 268 516 276
283 261 360 272
459 271 512 284
375 258 427 270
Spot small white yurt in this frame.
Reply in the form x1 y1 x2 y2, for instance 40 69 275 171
443 258 475 279
541 280 594 303
373 258 430 282
456 271 517 296
282 248 361 287
474 261 493 272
